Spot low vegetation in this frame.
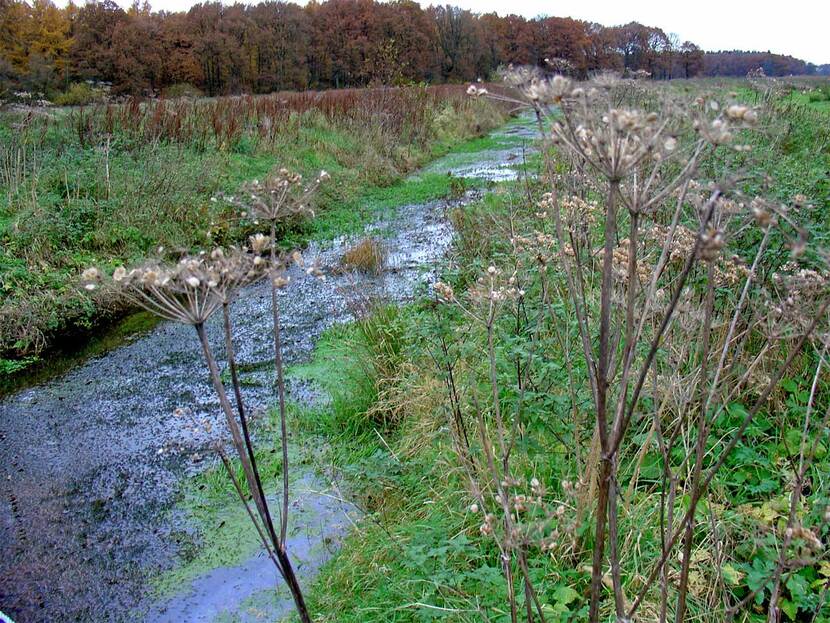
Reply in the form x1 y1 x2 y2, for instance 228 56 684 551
288 74 830 622
0 85 505 370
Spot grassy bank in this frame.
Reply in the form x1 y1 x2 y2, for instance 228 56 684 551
287 80 830 623
0 85 507 371
297 192 830 623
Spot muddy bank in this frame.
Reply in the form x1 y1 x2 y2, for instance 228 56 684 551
0 116 536 622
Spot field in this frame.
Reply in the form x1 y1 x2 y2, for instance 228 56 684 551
1 72 830 623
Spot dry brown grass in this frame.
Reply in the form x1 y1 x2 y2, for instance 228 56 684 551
340 237 387 275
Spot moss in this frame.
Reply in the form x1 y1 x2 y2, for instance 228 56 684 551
151 492 263 598
151 437 300 597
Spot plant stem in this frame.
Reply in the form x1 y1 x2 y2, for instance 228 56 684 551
589 178 619 623
270 222 291 547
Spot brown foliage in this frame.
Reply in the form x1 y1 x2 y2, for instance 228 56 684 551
3 0 812 99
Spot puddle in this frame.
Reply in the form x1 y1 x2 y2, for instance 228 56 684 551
421 117 538 182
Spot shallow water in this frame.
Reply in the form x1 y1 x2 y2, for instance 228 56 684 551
146 474 357 623
0 116 536 622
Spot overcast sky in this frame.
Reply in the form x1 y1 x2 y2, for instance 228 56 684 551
440 0 830 64
107 0 830 65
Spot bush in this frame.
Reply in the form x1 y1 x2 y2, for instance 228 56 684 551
162 83 203 99
53 83 103 107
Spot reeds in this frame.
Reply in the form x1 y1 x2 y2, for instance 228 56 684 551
341 237 387 275
59 85 491 151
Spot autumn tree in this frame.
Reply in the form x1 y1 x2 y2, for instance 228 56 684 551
157 11 203 90
430 4 482 81
678 41 703 78
0 0 30 74
0 0 70 91
0 0 817 99
535 17 592 76
70 0 126 84
107 3 164 94
373 0 437 84
250 1 310 92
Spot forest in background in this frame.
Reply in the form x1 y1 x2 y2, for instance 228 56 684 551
1 0 827 99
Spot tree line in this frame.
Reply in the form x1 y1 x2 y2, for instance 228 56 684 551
702 50 821 77
0 0 821 98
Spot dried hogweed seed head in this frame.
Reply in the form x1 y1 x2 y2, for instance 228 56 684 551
237 165 327 224
249 233 271 253
82 247 271 325
433 281 455 302
82 267 101 290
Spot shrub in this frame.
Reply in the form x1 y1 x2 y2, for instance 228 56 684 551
53 83 103 107
162 83 204 99
807 89 828 103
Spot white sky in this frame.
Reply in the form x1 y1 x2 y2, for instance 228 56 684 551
435 0 830 65
102 0 830 65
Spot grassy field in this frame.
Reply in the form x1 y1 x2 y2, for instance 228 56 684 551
0 86 507 373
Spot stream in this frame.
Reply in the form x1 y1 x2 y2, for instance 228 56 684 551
0 117 536 623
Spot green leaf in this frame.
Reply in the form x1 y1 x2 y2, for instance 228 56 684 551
721 563 743 586
780 598 797 621
781 379 798 393
552 585 580 606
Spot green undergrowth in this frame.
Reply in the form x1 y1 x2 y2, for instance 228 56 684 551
286 280 596 621
702 86 830 263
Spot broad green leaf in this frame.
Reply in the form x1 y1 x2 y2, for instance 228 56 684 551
552 585 580 606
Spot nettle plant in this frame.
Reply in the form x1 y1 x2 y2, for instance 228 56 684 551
83 167 328 623
434 72 830 622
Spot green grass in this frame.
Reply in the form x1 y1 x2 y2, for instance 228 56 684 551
704 83 830 256
287 292 596 622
